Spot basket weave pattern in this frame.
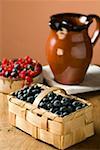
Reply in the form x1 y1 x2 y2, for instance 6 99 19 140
0 74 43 94
8 84 94 149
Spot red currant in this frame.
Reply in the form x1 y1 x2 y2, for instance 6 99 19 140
25 56 32 63
2 58 8 64
19 70 26 79
2 70 5 76
25 76 32 82
30 71 37 77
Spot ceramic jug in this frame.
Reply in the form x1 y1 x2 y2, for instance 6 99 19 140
46 13 100 84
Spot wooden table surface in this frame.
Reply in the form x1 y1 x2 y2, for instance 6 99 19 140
0 91 100 150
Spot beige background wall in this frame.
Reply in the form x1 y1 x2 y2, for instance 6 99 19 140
1 0 100 65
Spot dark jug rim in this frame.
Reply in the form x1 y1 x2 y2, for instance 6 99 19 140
49 12 93 31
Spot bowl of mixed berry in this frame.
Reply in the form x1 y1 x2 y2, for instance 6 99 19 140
0 56 43 93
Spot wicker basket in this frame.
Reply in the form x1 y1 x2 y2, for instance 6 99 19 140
8 84 94 149
0 74 43 94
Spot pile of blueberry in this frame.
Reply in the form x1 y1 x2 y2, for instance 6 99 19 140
12 84 88 117
12 85 42 104
38 92 87 117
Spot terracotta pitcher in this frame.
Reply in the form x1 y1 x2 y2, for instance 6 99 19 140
46 13 100 84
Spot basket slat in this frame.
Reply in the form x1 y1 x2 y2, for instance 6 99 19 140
84 106 93 124
9 100 26 119
26 110 42 128
16 116 37 138
48 119 63 135
61 133 73 149
72 127 85 145
84 122 94 138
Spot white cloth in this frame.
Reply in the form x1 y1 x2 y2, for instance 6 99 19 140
43 65 100 94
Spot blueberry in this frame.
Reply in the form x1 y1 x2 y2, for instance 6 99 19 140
18 90 23 95
26 96 34 103
0 67 2 72
47 103 52 109
50 107 59 113
35 88 41 93
42 97 47 102
12 68 18 73
82 103 87 108
11 71 17 77
60 106 67 112
72 101 81 107
49 107 54 112
31 89 41 95
61 97 71 106
38 101 44 107
20 96 24 100
54 111 61 115
41 103 48 109
27 64 34 70
27 88 31 94
57 95 62 100
34 93 39 98
51 100 55 104
4 71 10 77
14 64 20 69
47 92 55 98
53 95 58 100
44 97 50 103
53 100 61 107
23 94 27 99
67 106 74 113
23 89 27 94
62 111 69 117
17 94 22 99
76 106 82 111
48 96 53 101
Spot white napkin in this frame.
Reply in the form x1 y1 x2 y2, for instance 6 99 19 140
43 65 100 94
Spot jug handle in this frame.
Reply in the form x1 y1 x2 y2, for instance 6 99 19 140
87 14 100 46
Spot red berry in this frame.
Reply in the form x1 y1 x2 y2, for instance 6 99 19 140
18 58 23 62
24 56 30 60
7 66 13 72
0 72 2 76
20 74 25 79
2 70 5 76
20 63 24 68
1 64 6 69
27 70 31 74
23 63 27 68
3 67 7 71
19 70 26 79
30 71 37 77
9 59 14 64
25 76 32 82
2 58 8 64
25 56 32 63
18 58 24 65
